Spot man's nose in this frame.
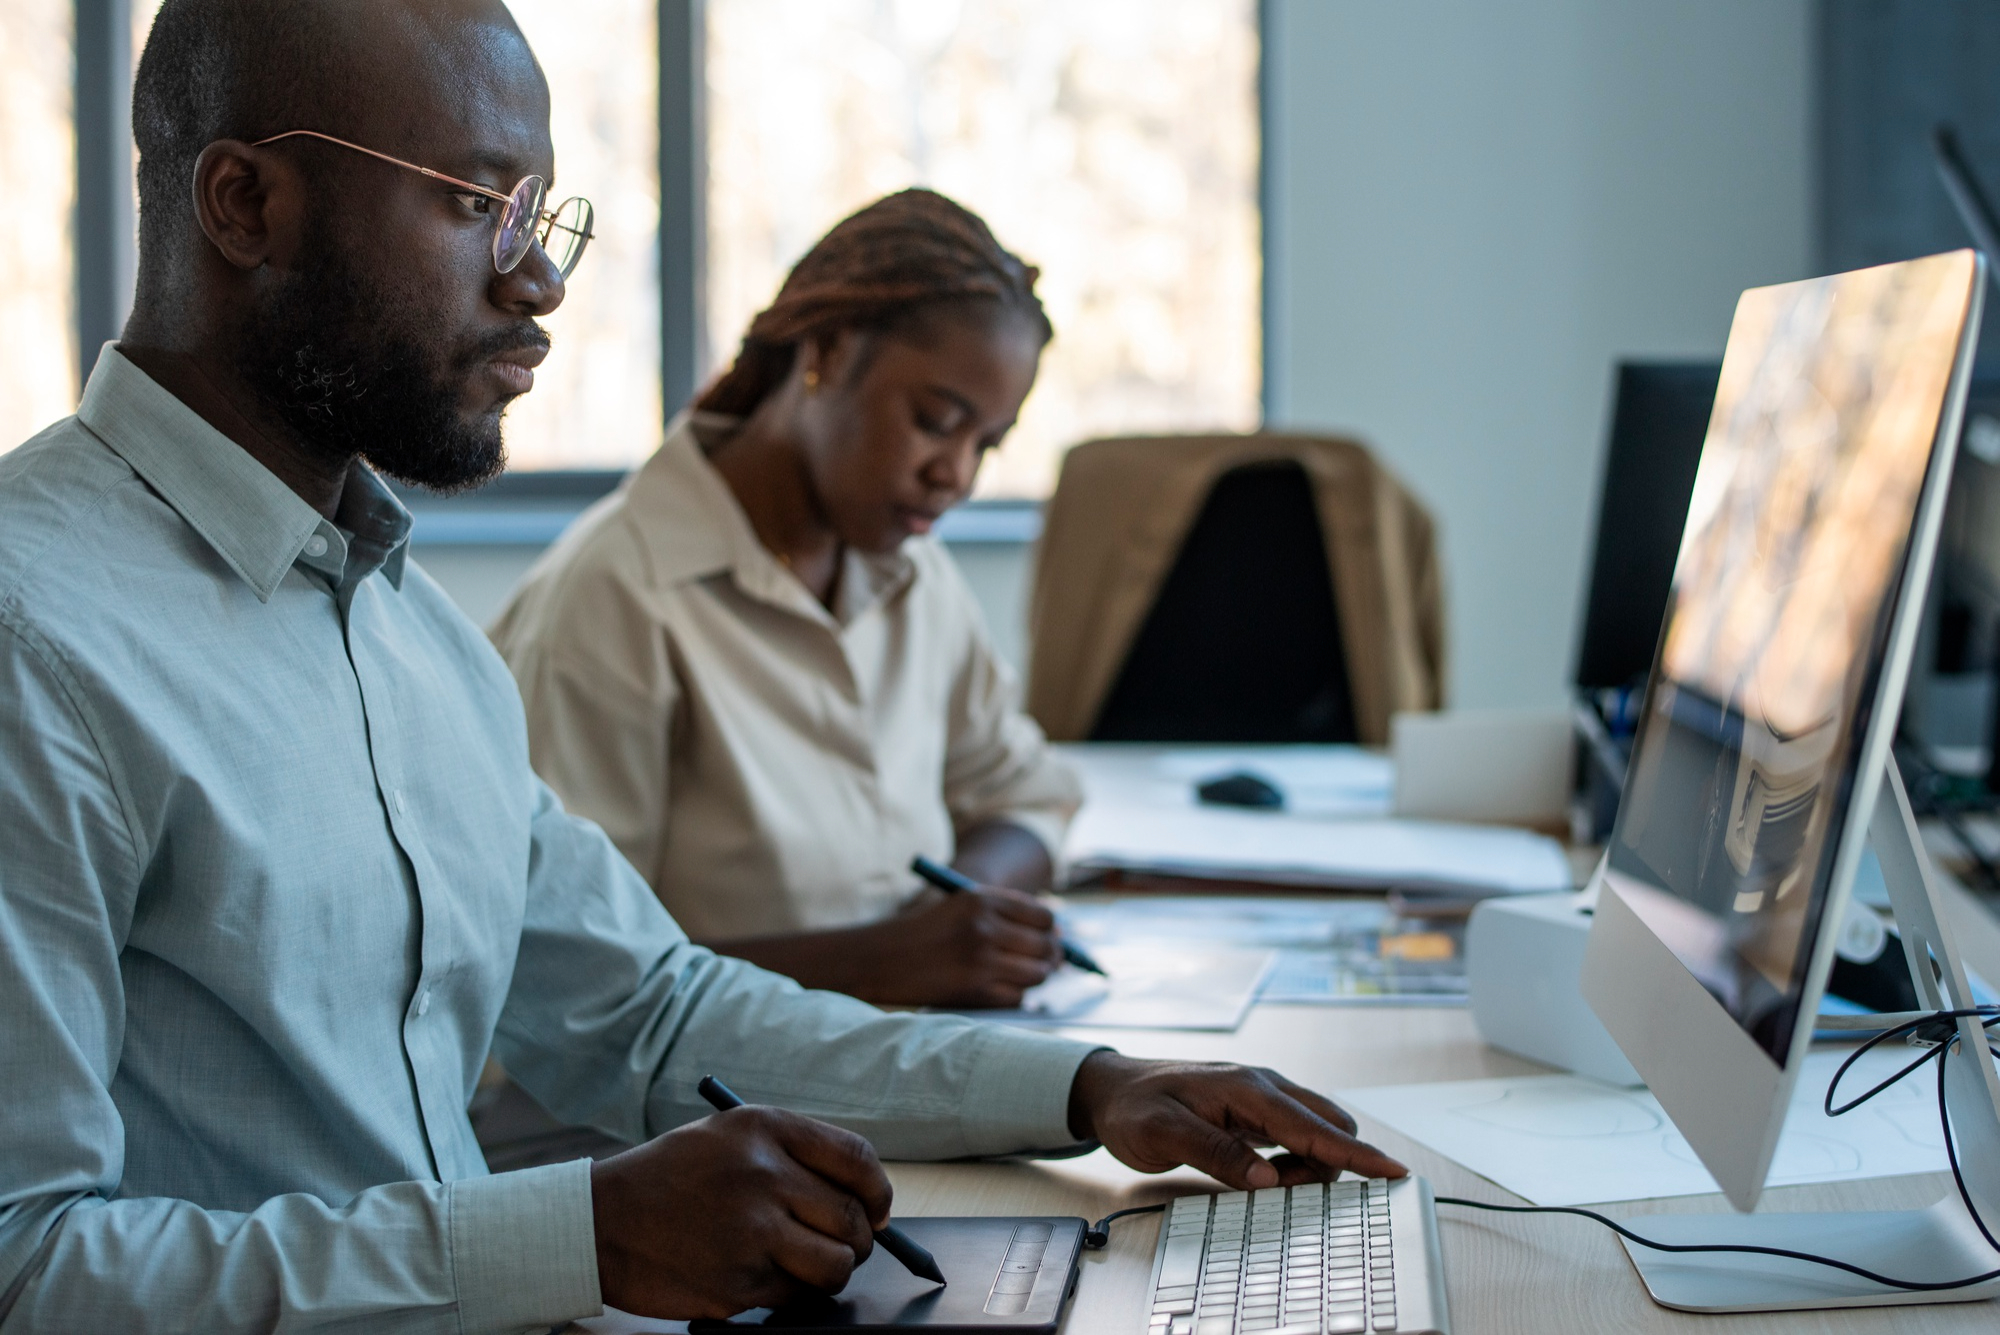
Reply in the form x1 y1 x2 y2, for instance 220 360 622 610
492 240 566 318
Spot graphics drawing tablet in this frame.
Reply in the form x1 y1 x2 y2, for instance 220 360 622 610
688 1216 1085 1334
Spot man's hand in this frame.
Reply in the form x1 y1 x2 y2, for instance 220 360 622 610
1066 1052 1407 1189
591 1105 892 1320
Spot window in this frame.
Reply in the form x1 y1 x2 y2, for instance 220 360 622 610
704 0 1262 498
126 0 664 475
1 0 77 450
39 1 1262 496
496 1 662 471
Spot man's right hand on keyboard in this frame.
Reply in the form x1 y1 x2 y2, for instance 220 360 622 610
588 1104 893 1319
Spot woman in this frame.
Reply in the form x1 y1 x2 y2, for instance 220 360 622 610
489 189 1079 1009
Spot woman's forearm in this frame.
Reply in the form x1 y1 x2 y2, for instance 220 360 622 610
698 922 894 998
949 819 1054 891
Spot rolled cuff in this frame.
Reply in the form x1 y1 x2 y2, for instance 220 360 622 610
449 1158 601 1334
956 1026 1107 1157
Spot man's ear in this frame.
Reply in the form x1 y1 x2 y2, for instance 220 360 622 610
191 139 306 271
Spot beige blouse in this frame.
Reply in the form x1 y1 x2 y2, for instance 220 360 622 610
487 412 1081 940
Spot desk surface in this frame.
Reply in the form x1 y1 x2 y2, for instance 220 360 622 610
579 873 2000 1334
886 1002 1995 1335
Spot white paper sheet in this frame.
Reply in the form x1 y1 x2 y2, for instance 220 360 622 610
950 943 1275 1031
1339 1047 1952 1205
1053 743 1571 894
1064 804 1573 894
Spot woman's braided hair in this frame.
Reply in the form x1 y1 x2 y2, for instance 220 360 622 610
695 188 1051 417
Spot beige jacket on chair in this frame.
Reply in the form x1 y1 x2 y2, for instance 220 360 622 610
1024 433 1447 746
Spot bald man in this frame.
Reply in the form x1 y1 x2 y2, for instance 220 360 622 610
0 2 1400 1330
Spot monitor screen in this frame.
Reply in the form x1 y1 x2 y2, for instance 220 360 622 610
1606 252 1979 1062
1574 361 1721 694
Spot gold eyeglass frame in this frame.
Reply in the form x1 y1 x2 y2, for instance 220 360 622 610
251 129 595 280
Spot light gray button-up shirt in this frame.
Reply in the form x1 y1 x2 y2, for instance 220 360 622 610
0 349 1097 1334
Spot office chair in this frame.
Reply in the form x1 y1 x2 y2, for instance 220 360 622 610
1026 433 1445 746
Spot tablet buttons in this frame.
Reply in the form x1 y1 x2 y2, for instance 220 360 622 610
983 1221 1053 1315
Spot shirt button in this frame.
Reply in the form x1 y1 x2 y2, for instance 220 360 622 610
393 789 407 815
417 988 432 1017
304 534 329 558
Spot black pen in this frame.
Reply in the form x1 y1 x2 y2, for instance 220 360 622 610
694 1074 946 1287
908 856 1108 977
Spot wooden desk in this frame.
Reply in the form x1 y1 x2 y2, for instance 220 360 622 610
882 1002 1996 1334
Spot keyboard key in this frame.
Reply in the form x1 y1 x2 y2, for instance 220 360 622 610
1329 1315 1366 1334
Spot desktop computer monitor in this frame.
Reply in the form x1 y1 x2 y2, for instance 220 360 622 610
1573 361 1722 696
1578 251 2000 1310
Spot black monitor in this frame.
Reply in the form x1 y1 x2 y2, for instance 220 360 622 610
1572 361 1722 694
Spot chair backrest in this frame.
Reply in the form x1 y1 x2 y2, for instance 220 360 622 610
1025 432 1446 746
1090 459 1358 742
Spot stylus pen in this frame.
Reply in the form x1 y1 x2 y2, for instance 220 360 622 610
908 856 1108 977
695 1074 947 1287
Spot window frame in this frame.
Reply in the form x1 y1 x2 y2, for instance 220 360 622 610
73 0 1271 540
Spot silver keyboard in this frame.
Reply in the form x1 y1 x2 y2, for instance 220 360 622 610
1142 1178 1449 1335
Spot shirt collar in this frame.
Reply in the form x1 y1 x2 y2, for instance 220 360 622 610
628 411 917 625
77 345 410 601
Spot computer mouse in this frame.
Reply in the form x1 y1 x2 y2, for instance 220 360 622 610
1195 770 1285 809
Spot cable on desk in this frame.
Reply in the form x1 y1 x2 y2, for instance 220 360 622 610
1084 1204 1164 1249
1432 1197 2000 1293
1438 1003 2000 1293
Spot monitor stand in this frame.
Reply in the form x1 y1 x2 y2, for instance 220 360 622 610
1618 762 2000 1313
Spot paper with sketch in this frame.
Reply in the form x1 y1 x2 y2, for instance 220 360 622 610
949 943 1275 1031
1339 1047 1950 1205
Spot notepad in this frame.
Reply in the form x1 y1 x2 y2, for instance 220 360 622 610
951 944 1275 1031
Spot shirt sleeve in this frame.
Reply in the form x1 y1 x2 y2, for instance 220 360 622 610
490 565 679 894
930 549 1083 860
494 776 1102 1159
0 621 600 1335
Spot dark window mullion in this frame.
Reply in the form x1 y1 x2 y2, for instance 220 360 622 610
74 0 134 391
659 0 705 426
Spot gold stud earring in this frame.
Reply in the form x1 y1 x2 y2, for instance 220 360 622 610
803 368 821 394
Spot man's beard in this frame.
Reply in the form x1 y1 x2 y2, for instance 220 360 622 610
237 224 548 494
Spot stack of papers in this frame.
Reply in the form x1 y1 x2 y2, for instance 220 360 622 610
1057 895 1468 1006
1056 745 1573 895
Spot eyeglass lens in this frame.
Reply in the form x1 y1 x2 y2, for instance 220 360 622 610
494 175 549 274
540 197 595 280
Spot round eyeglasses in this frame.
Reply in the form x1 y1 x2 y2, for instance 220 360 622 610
252 130 596 280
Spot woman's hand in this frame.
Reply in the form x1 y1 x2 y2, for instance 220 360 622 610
704 885 1064 1008
860 885 1064 1007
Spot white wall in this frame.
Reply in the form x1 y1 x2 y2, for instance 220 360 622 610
1265 0 1814 707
